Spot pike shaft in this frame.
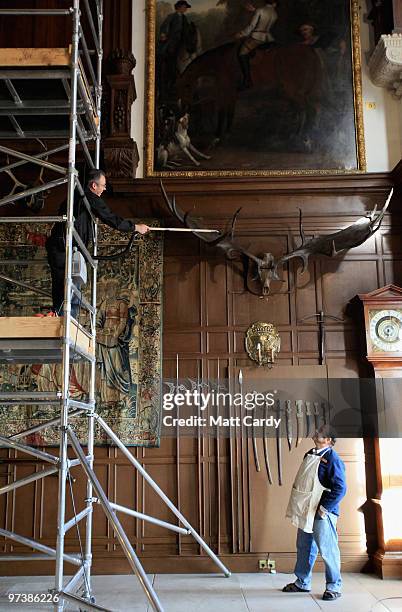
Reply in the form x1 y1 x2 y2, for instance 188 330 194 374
148 228 219 233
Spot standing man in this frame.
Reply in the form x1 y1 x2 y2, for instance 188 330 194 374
45 169 149 317
158 0 193 97
283 425 346 601
235 0 278 89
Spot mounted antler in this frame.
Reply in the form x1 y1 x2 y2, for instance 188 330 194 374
160 180 393 297
160 180 275 295
274 188 393 276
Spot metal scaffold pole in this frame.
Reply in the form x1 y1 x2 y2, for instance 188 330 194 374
83 0 103 600
0 2 231 610
54 1 81 608
0 2 105 608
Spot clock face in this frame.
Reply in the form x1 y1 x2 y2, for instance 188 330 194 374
369 309 402 352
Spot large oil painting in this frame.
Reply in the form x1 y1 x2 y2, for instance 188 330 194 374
146 0 365 176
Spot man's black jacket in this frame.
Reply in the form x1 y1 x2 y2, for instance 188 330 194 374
48 189 134 249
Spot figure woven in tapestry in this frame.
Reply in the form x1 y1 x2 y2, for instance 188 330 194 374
0 221 163 447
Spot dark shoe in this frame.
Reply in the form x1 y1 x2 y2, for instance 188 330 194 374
322 590 341 600
282 583 310 593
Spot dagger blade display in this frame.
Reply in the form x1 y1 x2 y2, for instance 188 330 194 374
305 401 312 438
176 353 179 394
313 401 320 432
285 399 292 451
296 400 303 447
322 400 331 427
275 399 282 485
252 411 261 473
263 399 273 485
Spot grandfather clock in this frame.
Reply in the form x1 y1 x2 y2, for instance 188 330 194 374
359 285 402 578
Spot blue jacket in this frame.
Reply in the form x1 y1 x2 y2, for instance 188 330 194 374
306 447 347 516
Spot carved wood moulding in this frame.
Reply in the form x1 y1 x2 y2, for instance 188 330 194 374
102 49 139 180
369 33 402 97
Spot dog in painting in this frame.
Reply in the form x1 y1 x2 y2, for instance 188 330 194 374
157 112 211 169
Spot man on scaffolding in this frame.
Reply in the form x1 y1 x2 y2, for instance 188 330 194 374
45 168 149 318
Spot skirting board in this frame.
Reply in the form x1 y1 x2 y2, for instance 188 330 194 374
0 552 371 576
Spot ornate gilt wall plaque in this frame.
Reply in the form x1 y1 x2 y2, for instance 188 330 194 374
245 322 281 367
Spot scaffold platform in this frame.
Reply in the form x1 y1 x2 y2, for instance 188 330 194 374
0 46 99 139
0 316 94 363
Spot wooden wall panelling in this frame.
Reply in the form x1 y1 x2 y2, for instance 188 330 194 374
102 0 132 60
225 257 237 555
0 1 71 48
244 366 369 570
1 174 398 574
208 359 219 555
142 462 178 555
159 185 392 568
0 0 127 56
0 455 8 552
382 214 402 286
13 461 37 544
245 366 313 556
232 366 247 553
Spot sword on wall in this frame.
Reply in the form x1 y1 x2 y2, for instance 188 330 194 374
313 401 320 432
250 374 260 473
275 399 283 485
295 400 303 447
238 369 245 552
263 399 273 485
322 400 330 427
285 399 292 451
298 310 344 365
252 415 261 473
305 401 312 438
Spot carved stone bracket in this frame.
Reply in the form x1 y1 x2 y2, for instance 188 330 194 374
368 33 402 98
102 49 139 180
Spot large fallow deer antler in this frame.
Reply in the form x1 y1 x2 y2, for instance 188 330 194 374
159 180 273 295
274 188 393 276
160 180 393 297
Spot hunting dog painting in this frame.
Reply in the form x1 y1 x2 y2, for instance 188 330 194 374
147 0 364 175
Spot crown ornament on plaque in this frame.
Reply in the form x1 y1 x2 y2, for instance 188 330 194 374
245 322 281 367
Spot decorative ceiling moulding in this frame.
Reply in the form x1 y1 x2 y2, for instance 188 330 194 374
369 33 402 98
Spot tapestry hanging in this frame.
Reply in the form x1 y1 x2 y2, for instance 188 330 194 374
0 221 163 447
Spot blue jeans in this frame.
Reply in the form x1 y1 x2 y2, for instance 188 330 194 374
294 512 342 593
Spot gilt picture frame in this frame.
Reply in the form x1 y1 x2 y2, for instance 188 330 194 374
145 0 365 177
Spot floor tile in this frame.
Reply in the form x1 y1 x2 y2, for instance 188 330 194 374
0 572 400 612
153 573 248 612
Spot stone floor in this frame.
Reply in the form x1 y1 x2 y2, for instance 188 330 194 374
0 572 401 611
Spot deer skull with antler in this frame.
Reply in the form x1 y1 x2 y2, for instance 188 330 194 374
160 181 393 297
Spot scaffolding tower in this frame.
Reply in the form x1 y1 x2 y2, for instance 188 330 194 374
0 3 230 611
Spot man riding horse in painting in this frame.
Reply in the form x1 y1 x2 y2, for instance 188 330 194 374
235 0 278 90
